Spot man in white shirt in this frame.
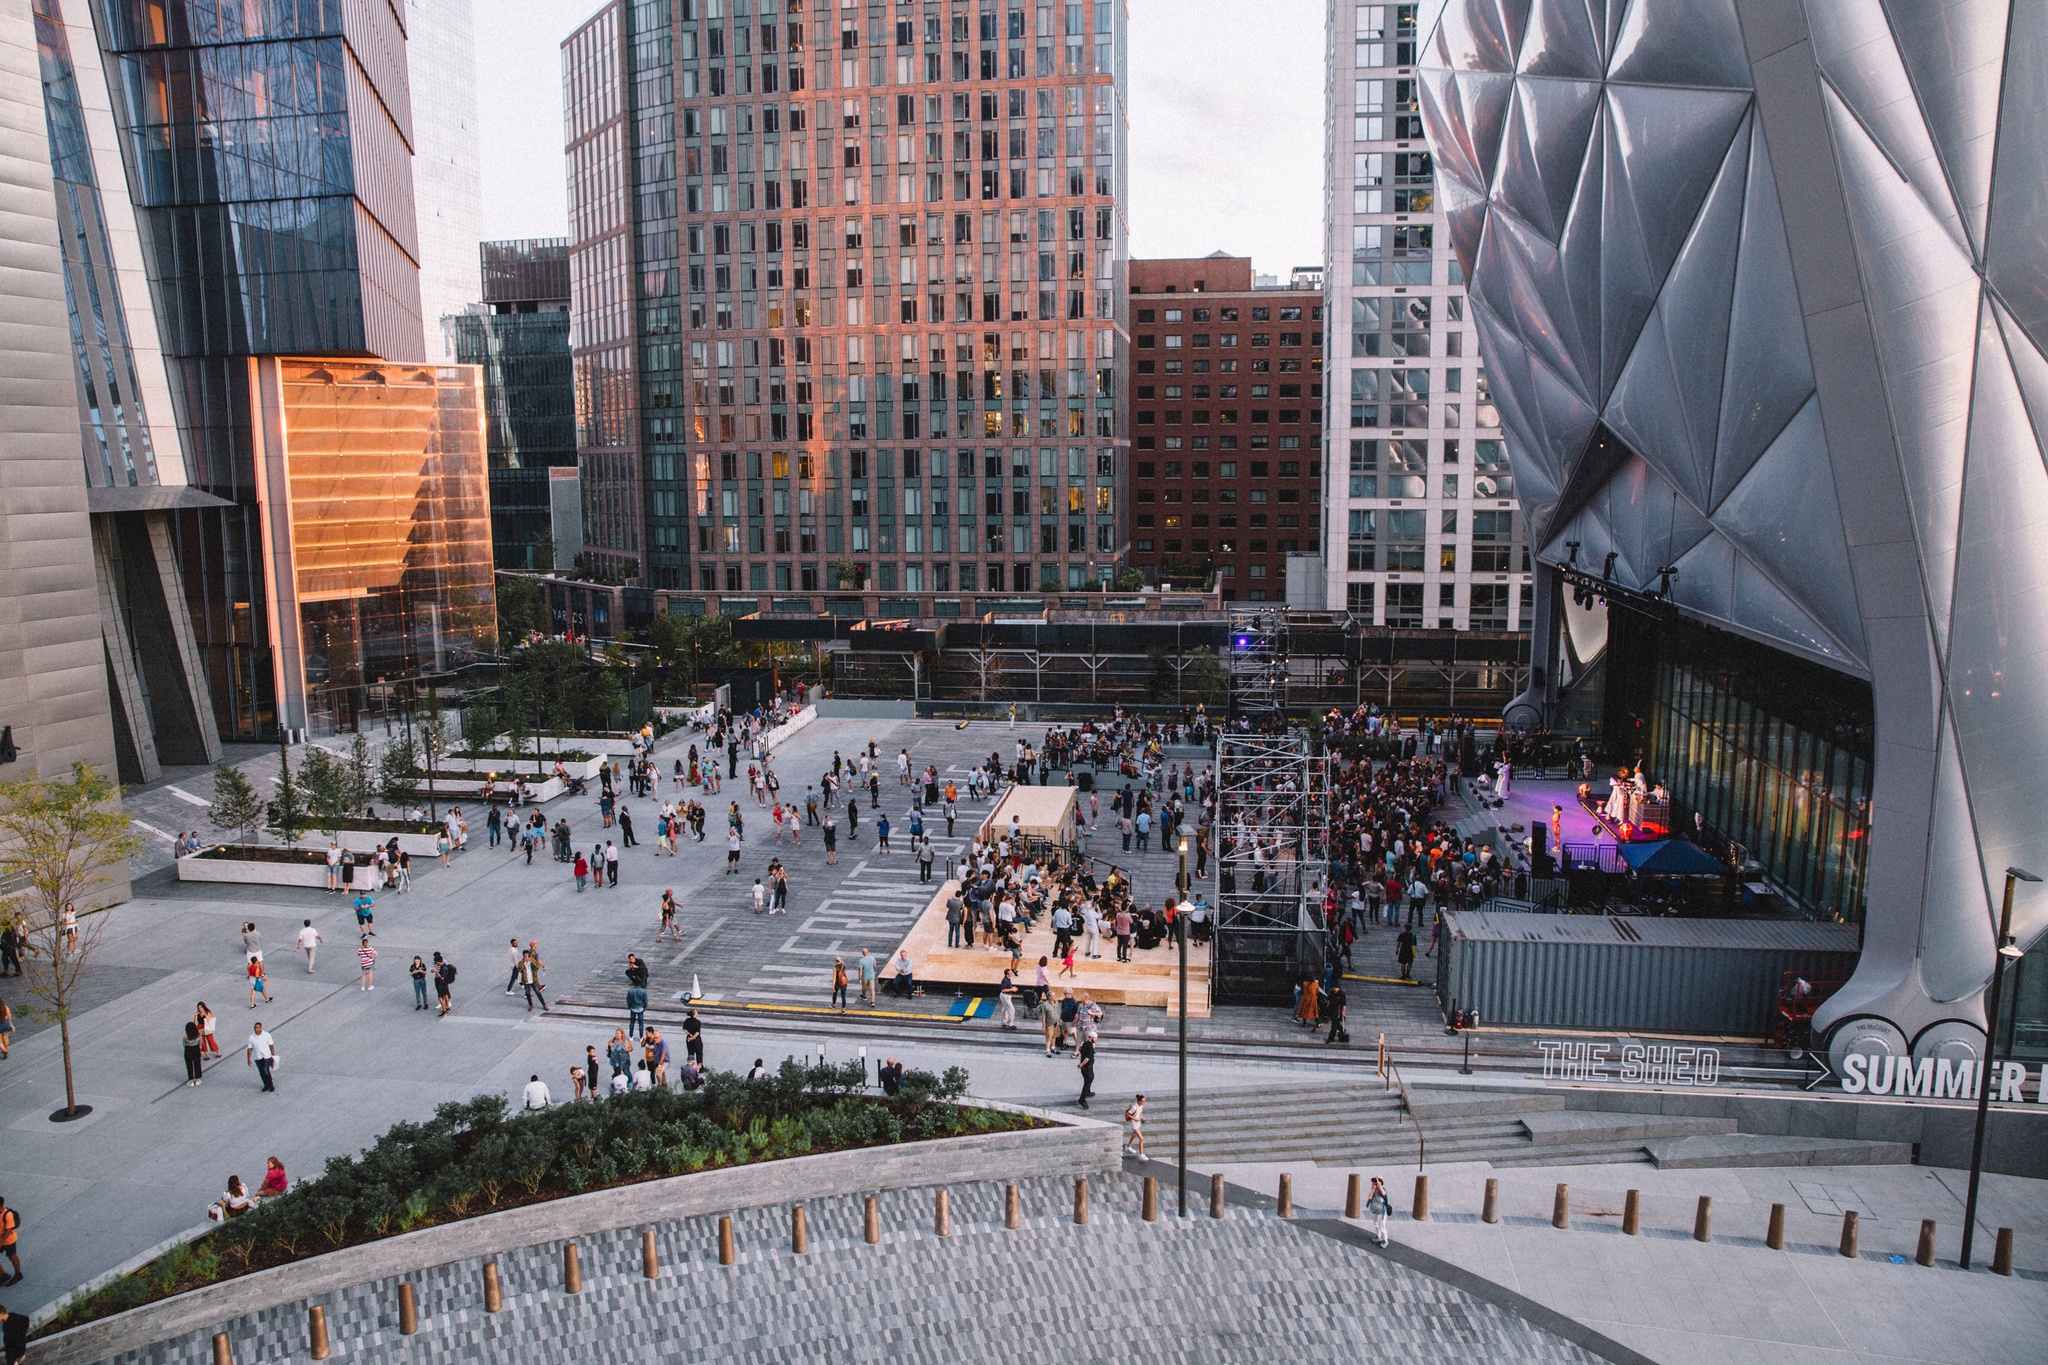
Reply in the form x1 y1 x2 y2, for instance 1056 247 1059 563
521 1074 551 1109
245 1023 277 1092
295 920 322 973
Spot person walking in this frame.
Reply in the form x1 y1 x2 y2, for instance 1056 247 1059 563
856 948 878 1007
246 954 271 1008
573 851 589 891
294 920 322 973
1324 980 1350 1044
1396 925 1417 981
181 1019 204 1085
1365 1176 1393 1246
1076 1029 1097 1108
822 814 838 865
245 1022 277 1091
659 888 680 941
0 1196 21 1285
626 978 647 1037
750 877 767 914
505 938 525 995
356 936 377 990
830 957 849 1012
410 956 430 1010
917 837 935 883
433 953 456 1016
1123 1095 1147 1158
518 948 548 1013
605 840 620 887
196 1002 219 1057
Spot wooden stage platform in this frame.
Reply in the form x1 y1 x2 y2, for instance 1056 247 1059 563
891 880 1212 1016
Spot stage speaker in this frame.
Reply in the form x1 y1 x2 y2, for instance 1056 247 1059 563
1529 823 1553 875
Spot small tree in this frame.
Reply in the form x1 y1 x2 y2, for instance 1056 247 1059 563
503 679 538 776
590 672 628 732
346 734 375 815
378 735 421 811
266 744 311 847
0 762 143 1119
299 747 352 838
415 703 451 820
207 761 264 847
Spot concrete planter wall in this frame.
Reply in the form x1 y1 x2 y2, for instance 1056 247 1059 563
34 1111 1114 1365
447 751 605 781
763 705 817 751
292 831 444 857
176 854 336 888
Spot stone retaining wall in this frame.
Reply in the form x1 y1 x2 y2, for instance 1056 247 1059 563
34 1113 1115 1365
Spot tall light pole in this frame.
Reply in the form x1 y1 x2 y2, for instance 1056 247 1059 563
1961 865 2038 1270
1177 834 1190 1217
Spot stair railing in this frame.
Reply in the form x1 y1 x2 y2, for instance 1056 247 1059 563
1375 1032 1427 1171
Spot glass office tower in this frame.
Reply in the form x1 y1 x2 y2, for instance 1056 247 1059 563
564 0 1131 610
91 0 433 738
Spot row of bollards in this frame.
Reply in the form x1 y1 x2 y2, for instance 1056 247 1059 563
203 1173 2021 1363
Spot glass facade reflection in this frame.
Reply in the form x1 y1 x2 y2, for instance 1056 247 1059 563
96 0 426 739
253 359 495 735
1615 609 1874 925
453 311 576 568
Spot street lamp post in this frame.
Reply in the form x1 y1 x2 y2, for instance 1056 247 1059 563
1177 835 1190 1218
1960 865 2038 1271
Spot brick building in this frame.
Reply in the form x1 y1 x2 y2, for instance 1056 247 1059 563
1127 255 1323 600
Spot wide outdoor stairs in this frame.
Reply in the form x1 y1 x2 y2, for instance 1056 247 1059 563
1100 1084 1914 1170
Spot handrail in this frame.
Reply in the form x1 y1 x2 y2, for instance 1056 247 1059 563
1376 1032 1427 1171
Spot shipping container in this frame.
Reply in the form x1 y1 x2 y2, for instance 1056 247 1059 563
1438 912 1862 1037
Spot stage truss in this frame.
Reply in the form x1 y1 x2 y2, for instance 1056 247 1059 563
1225 605 1291 716
1211 726 1331 1004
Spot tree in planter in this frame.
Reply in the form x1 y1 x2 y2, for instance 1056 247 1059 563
590 672 628 732
207 761 265 849
414 703 451 820
266 744 312 847
502 678 540 776
463 699 502 752
831 557 864 589
298 747 352 839
0 762 143 1120
346 735 375 817
378 736 421 812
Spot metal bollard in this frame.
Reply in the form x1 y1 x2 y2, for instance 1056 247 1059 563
864 1195 881 1244
1142 1175 1158 1222
1622 1189 1640 1236
308 1306 330 1360
563 1243 583 1294
397 1282 418 1335
1482 1178 1500 1225
1074 1176 1090 1225
1005 1183 1020 1229
483 1261 503 1312
1346 1173 1362 1220
1277 1173 1293 1219
211 1333 232 1365
718 1216 735 1265
1993 1227 2014 1277
643 1228 660 1278
1839 1209 1859 1259
1916 1219 1936 1268
1766 1203 1786 1250
934 1188 951 1237
1210 1172 1226 1219
1693 1196 1712 1243
792 1205 809 1253
1412 1174 1430 1222
1552 1183 1570 1230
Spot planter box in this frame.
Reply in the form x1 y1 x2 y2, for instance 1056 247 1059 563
33 1108 1115 1365
763 705 817 751
444 752 604 781
175 853 360 889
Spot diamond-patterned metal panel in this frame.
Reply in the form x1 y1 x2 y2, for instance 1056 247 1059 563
1880 0 2010 258
1605 0 1751 89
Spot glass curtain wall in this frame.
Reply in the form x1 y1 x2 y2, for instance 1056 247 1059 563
1644 620 1873 924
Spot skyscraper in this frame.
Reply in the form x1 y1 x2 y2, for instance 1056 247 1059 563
30 0 493 742
564 0 1132 609
1321 0 1527 630
453 239 579 570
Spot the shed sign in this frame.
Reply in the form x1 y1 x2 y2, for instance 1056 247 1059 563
1535 1039 1721 1087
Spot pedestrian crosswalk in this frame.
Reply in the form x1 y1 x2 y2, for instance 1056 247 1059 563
738 849 966 1003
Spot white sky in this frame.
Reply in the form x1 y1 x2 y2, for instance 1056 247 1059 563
474 0 1326 275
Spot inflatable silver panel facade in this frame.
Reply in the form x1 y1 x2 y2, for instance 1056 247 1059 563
1420 0 2048 1072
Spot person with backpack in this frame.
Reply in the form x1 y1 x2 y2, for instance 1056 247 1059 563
433 953 456 1016
1365 1176 1393 1246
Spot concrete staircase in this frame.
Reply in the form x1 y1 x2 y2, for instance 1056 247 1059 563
1062 1084 1913 1170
